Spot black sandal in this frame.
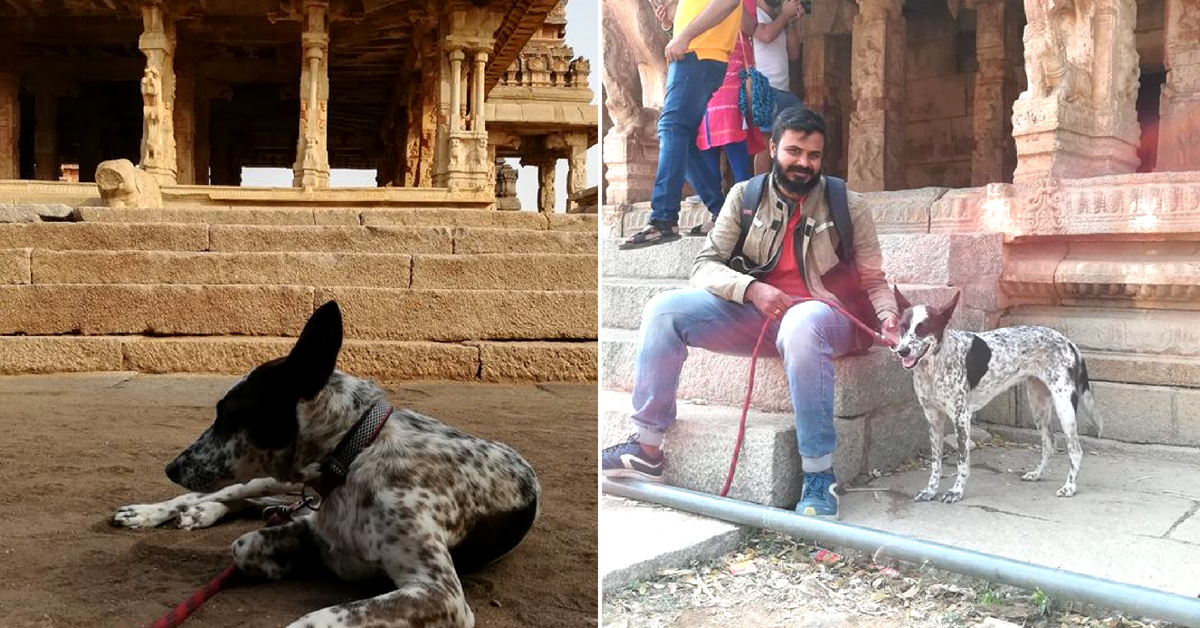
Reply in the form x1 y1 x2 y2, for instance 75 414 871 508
618 222 681 250
685 219 715 237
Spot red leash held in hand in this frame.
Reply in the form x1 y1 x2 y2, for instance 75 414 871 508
717 296 896 498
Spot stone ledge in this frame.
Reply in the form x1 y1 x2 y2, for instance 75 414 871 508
208 225 454 254
600 328 915 417
453 228 596 254
0 222 209 251
472 341 598 382
0 336 124 374
411 253 597 290
0 248 30 284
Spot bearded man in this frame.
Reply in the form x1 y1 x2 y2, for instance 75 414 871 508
601 107 901 520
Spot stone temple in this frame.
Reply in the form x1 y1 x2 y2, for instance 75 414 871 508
601 0 1200 502
0 0 599 384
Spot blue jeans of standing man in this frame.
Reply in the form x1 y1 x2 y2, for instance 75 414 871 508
649 54 728 225
630 289 859 472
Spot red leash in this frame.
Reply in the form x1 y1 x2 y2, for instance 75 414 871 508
142 508 300 628
717 296 896 497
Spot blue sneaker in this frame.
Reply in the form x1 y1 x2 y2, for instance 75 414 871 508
601 435 664 482
796 472 839 519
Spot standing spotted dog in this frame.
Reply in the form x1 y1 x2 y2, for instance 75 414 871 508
891 287 1101 503
112 301 541 628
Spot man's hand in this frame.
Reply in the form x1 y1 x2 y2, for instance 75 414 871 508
881 313 901 343
781 0 801 20
665 34 690 61
654 1 672 29
745 281 793 319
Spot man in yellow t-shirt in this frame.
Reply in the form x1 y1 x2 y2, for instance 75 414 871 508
619 0 745 250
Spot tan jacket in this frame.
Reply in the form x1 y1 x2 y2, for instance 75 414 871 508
691 174 898 325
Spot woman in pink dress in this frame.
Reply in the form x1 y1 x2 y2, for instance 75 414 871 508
688 0 767 236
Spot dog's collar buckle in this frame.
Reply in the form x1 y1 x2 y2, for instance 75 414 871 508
315 400 393 495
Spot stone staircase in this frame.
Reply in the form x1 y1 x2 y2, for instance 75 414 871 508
0 202 598 383
599 222 1009 507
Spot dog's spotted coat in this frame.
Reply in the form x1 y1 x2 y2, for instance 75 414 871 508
113 302 540 628
891 287 1101 503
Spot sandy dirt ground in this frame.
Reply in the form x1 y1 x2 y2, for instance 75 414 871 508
0 373 597 628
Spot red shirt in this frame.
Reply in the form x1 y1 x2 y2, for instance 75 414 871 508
760 197 811 298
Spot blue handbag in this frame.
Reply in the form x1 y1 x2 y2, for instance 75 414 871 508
736 36 775 128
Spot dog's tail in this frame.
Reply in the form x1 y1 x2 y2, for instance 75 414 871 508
1070 343 1102 438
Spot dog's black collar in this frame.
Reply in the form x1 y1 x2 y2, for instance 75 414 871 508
316 399 393 495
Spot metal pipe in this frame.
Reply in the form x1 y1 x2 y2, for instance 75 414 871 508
604 478 1200 627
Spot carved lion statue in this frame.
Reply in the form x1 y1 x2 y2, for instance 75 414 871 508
95 159 163 209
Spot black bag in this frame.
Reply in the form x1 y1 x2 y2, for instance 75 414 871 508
729 174 879 354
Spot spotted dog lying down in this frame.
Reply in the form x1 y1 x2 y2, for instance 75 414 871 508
113 301 541 628
890 287 1101 503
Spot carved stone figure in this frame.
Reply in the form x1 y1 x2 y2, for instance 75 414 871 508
96 159 163 209
1021 0 1093 103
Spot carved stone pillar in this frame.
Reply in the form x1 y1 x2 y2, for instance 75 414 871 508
1157 0 1200 171
848 0 905 191
0 65 17 180
549 133 588 212
972 0 1018 185
174 54 195 185
33 86 58 181
495 159 520 210
1011 0 1140 183
538 161 556 213
436 8 499 194
138 0 177 185
293 0 330 190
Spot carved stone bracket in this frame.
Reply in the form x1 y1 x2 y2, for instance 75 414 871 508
1157 0 1200 172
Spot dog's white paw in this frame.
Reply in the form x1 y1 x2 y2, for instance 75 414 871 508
1056 484 1076 498
232 530 292 580
178 502 228 530
914 489 938 502
1021 470 1042 482
939 490 963 504
112 503 178 528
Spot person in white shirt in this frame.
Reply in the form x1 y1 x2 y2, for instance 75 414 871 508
752 0 804 174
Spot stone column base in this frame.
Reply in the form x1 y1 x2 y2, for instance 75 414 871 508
602 130 658 206
1012 97 1139 184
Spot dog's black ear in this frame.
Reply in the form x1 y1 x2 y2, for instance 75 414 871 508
286 300 344 400
937 291 961 323
893 284 912 312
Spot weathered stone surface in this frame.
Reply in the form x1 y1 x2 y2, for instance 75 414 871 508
209 225 453 254
476 341 598 382
0 223 208 251
316 288 598 342
1003 307 1200 356
878 233 1003 285
600 279 683 329
1174 388 1200 448
548 213 599 232
312 209 364 226
600 236 704 278
862 187 950 235
411 253 596 290
1085 351 1200 389
0 336 124 374
95 159 163 208
76 207 317 225
1074 381 1173 444
864 401 931 472
601 329 915 416
32 251 413 288
360 209 548 230
123 337 480 382
0 203 74 222
0 248 29 284
453 228 595 254
0 285 313 336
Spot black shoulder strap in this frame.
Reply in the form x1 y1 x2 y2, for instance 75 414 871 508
824 175 853 262
731 173 769 259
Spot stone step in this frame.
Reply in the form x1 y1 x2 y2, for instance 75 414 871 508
21 250 596 291
599 328 915 417
600 389 928 507
600 232 1002 286
0 223 596 255
0 285 596 341
74 206 598 231
0 335 596 383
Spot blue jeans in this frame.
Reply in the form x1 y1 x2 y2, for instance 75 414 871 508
700 141 753 217
649 54 728 225
759 88 805 135
631 289 858 472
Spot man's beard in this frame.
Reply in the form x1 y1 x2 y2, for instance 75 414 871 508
773 159 821 197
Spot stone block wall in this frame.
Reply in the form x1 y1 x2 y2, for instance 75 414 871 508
904 9 975 189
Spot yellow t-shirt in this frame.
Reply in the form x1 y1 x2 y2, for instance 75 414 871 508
673 0 743 62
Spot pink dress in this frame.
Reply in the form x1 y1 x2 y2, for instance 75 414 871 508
695 0 767 154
